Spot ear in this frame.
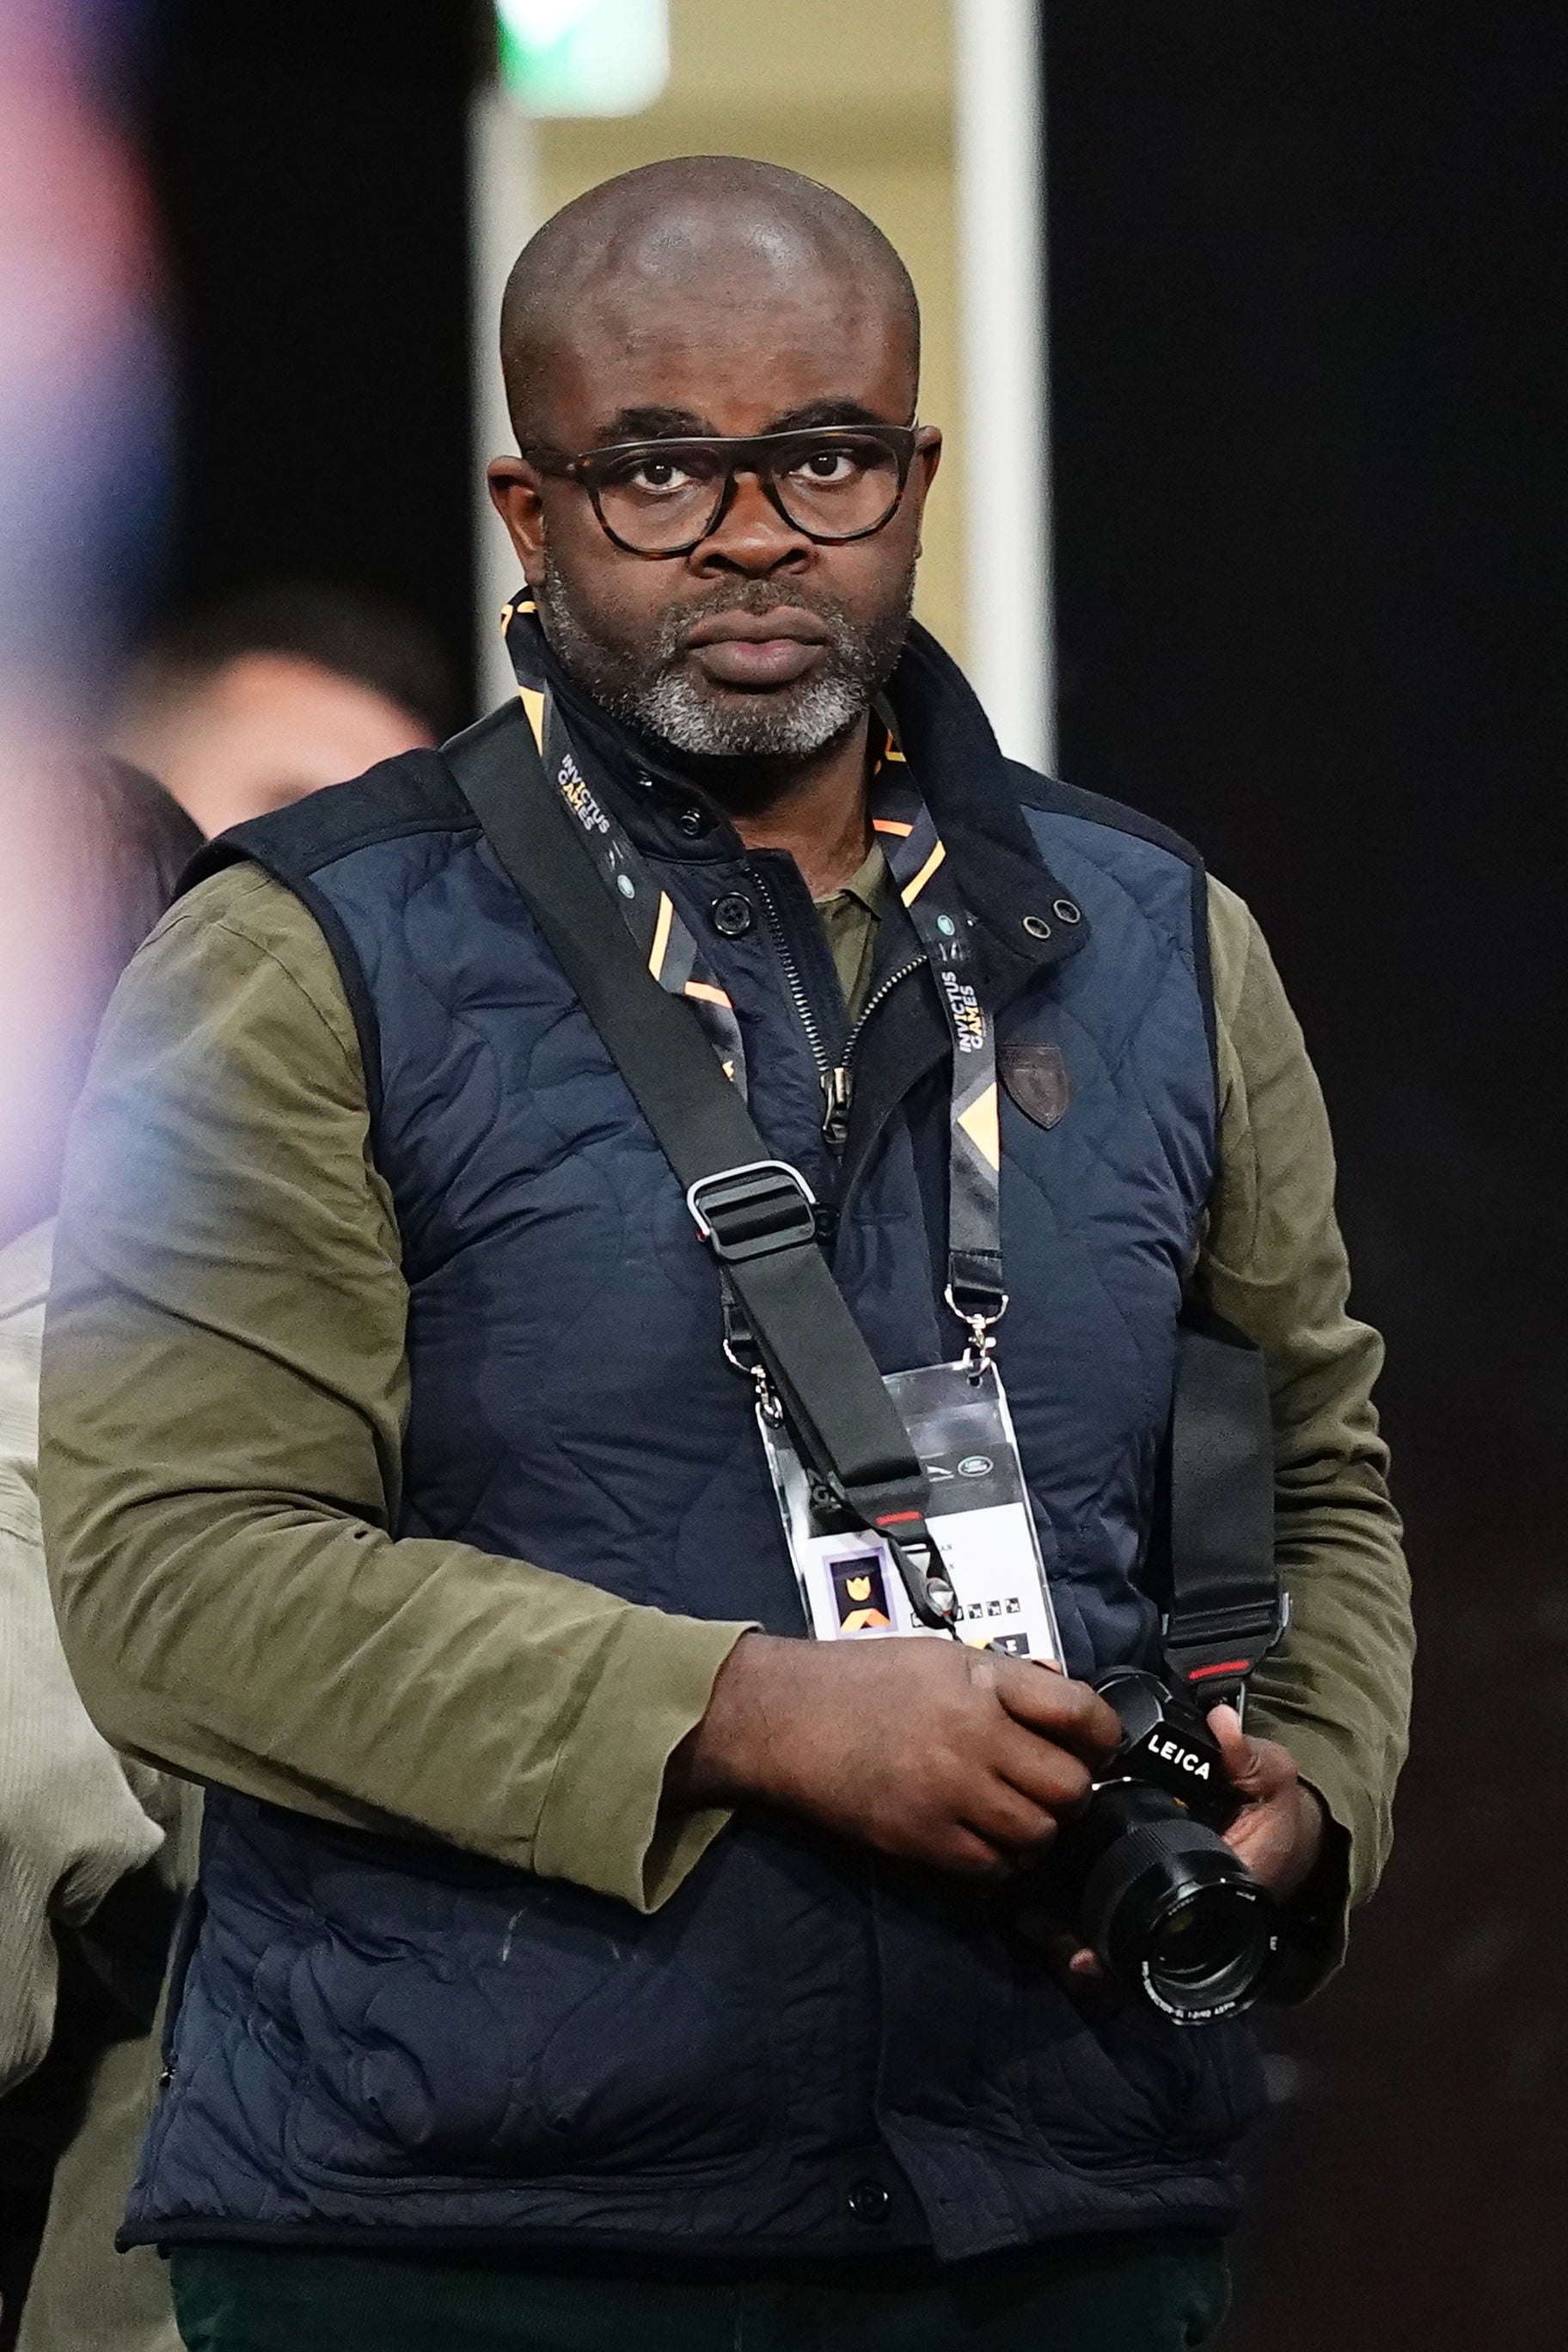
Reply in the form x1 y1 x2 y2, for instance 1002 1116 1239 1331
487 456 548 590
909 426 943 560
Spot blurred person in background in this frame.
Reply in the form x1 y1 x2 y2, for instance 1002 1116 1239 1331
0 0 169 1256
0 760 201 2352
109 583 457 837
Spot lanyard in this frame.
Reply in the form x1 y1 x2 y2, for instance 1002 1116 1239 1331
867 728 1006 1358
503 601 750 1094
502 602 1005 1365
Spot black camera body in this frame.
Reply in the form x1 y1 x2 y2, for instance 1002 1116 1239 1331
1093 1668 1243 1833
1045 1669 1279 2024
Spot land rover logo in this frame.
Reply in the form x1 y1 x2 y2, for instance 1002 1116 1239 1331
957 1455 993 1479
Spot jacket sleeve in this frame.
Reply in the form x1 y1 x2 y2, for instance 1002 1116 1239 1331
40 865 752 1914
1196 878 1412 1969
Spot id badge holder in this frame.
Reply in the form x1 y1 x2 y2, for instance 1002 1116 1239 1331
756 1359 1064 1664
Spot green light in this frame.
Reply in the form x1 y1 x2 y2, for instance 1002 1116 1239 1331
496 0 670 118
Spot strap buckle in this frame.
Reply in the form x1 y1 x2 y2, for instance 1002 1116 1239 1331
688 1161 818 1266
1161 1590 1292 1704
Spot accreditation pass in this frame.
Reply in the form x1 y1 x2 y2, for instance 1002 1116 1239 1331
757 1358 1064 1664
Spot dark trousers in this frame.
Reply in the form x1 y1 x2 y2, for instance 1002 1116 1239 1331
169 2233 1229 2351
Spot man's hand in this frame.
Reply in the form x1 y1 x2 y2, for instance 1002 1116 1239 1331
1034 1699 1332 1983
666 1633 1122 1877
1207 1703 1326 1901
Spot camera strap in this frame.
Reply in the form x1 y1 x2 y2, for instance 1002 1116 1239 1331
1157 1307 1286 1712
444 689 961 1631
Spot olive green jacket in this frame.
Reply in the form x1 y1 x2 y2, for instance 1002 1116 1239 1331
40 852 1411 1943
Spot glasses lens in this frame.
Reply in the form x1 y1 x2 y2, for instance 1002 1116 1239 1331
595 444 725 554
771 434 903 541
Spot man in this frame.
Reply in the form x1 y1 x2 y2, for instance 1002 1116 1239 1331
41 158 1412 2351
109 583 454 836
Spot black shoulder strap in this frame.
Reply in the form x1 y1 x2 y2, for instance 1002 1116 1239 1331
1161 1306 1284 1708
443 703 958 1629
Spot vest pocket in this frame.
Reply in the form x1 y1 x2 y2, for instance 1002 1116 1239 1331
282 1847 780 2188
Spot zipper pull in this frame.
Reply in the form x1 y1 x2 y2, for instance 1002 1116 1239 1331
822 1065 853 1146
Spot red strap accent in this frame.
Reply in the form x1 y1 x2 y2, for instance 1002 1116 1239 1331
874 1510 922 1527
1186 1658 1252 1682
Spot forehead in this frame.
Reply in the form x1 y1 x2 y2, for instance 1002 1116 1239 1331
536 257 914 444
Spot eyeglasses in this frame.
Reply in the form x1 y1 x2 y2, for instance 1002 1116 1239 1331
522 423 921 559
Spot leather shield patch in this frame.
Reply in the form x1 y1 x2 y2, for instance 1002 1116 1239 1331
999 1041 1071 1130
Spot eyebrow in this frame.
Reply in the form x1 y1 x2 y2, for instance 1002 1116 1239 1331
587 396 909 448
765 398 904 433
590 406 711 445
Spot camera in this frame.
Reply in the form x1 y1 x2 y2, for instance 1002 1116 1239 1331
1044 1669 1279 2024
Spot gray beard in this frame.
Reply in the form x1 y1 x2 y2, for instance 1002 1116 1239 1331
539 556 915 765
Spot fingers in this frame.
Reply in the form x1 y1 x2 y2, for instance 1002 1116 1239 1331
1207 1705 1297 1803
959 1775 1064 1860
1223 1779 1326 1899
989 1658 1123 1766
1205 1702 1253 1784
1014 1908 1104 1980
930 1822 1019 1878
991 1715 1095 1818
1205 1710 1324 1898
1223 1798 1302 1895
733 1637 1125 1883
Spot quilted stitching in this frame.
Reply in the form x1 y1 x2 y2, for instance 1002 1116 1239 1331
133 771 1243 2263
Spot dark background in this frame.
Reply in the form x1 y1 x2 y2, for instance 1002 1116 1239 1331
135 0 480 694
134 3 1565 2344
1046 5 1566 2345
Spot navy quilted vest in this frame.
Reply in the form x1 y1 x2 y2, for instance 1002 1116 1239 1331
126 628 1265 2262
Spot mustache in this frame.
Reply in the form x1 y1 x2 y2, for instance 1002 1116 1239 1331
653 582 857 663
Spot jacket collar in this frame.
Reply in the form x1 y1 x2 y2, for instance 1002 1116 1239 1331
881 623 1089 996
525 611 1090 988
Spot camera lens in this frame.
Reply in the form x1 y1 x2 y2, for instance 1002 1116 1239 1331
1138 1877 1276 2018
1065 1784 1277 2023
1150 1895 1234 1980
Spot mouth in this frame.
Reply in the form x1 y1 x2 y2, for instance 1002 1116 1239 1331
680 607 833 691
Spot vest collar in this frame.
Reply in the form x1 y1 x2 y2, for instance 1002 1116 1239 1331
524 615 1092 990
882 624 1089 996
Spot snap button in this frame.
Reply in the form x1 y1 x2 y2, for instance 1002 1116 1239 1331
677 806 709 837
1022 915 1053 940
1052 897 1082 924
845 2177 891 2226
710 892 755 939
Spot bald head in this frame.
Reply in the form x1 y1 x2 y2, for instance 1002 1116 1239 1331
487 157 941 789
499 156 920 448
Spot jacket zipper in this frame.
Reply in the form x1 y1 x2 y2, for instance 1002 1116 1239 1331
750 865 921 1145
842 958 924 1064
825 958 924 1143
750 864 831 1081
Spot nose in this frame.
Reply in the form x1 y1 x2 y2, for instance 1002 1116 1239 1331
690 467 812 578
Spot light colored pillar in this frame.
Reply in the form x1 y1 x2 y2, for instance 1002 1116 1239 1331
952 0 1053 770
470 86 540 715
